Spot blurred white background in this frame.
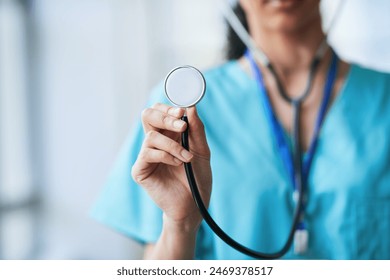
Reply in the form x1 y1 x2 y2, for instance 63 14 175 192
0 0 389 259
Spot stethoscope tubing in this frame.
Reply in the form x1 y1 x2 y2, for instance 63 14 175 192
180 50 339 259
171 0 345 260
181 115 305 259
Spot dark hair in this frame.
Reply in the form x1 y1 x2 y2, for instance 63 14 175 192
226 3 248 60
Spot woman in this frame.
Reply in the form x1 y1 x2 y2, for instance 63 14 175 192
92 0 390 259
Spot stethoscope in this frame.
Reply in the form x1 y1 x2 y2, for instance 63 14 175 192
163 0 345 259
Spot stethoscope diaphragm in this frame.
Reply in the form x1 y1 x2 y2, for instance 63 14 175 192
164 65 206 108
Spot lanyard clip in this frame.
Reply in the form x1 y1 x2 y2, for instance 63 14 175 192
294 228 309 255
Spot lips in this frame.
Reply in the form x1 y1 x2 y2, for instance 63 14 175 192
266 0 304 9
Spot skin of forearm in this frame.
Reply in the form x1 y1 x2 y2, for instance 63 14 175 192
143 215 199 260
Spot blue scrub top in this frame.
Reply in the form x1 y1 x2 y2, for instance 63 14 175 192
91 60 390 259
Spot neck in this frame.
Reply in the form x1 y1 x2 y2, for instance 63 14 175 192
249 16 326 76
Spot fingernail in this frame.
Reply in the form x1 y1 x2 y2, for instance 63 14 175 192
181 149 193 161
173 120 185 129
170 107 182 116
174 107 182 115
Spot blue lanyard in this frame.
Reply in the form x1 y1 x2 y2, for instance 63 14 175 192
245 50 338 191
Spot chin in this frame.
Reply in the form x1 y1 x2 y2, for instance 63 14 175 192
245 0 321 32
265 14 319 33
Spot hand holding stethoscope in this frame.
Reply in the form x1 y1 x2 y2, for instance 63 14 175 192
131 102 212 235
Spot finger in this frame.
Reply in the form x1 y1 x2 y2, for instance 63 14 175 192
186 106 210 158
152 103 185 118
132 148 182 184
144 130 193 162
141 107 187 133
150 103 186 142
142 103 186 147
140 148 183 166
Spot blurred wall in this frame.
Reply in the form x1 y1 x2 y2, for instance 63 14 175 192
0 0 36 259
32 0 224 259
324 0 390 72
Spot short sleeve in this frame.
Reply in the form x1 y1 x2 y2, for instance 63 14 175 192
90 84 168 244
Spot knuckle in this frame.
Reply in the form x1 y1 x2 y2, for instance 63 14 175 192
141 108 152 121
145 130 157 141
158 151 166 161
161 114 172 127
144 135 152 146
167 139 179 152
131 165 141 184
138 149 148 162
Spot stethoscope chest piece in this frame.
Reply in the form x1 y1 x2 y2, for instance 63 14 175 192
164 66 206 108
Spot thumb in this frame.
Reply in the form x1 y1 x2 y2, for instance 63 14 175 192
185 106 210 158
